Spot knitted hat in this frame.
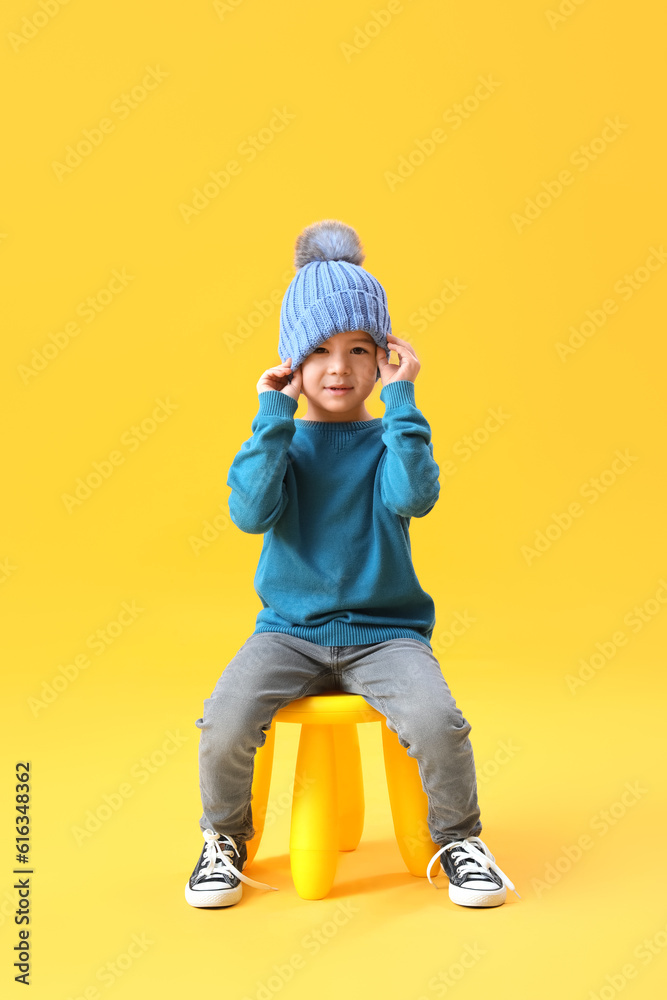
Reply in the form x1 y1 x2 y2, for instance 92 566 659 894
279 219 392 375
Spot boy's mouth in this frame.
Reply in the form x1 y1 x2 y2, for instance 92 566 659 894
326 385 352 394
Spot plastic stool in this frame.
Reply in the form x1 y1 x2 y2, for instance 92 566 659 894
244 691 440 899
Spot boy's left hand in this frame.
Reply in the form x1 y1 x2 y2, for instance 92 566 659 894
377 334 420 386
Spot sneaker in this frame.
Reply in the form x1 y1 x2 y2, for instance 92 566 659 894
426 836 521 907
185 829 279 908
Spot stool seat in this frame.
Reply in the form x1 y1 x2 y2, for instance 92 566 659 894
245 690 439 899
274 692 384 725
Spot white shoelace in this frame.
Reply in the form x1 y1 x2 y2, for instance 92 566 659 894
426 836 521 897
198 829 279 891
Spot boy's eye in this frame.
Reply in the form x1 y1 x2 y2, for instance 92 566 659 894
313 347 368 354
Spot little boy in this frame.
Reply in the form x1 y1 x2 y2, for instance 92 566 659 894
186 219 519 910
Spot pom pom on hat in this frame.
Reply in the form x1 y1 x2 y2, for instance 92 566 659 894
294 219 365 268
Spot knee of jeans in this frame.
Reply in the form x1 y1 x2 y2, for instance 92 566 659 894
198 706 263 750
447 710 471 737
412 705 471 744
201 695 256 727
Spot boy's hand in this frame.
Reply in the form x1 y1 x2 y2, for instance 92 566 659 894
377 334 420 386
256 357 303 401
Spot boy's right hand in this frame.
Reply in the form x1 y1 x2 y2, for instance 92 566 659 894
256 358 302 401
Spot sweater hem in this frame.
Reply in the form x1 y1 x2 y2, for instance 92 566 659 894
252 622 432 649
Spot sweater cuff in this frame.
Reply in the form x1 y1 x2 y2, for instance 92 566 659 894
380 379 416 411
258 391 299 418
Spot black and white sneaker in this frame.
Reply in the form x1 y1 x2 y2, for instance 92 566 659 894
185 828 279 908
426 836 521 907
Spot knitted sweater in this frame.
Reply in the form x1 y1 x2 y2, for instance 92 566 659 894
226 379 440 648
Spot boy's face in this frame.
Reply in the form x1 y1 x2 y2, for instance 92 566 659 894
298 329 379 421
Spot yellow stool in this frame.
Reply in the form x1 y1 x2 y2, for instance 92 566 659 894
244 691 441 899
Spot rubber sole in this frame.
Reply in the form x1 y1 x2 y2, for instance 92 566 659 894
184 882 242 908
448 883 506 907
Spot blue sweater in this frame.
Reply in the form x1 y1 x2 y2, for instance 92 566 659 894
226 379 440 648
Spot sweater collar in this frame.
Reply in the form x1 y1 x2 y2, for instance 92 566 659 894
296 417 382 433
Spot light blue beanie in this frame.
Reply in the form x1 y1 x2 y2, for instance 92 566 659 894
279 219 392 376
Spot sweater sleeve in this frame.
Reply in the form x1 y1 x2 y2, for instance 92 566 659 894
226 390 298 534
379 379 440 518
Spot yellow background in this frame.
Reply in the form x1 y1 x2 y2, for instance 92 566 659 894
2 0 666 997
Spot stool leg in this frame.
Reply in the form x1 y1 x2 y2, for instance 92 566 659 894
290 723 339 899
333 724 364 852
381 725 440 876
245 723 276 869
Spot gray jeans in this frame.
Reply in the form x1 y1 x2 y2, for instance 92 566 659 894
195 632 482 849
